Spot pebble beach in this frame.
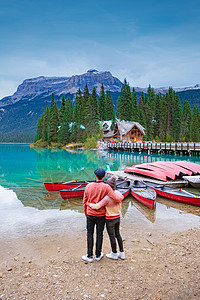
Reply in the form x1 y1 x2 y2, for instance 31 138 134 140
0 186 200 299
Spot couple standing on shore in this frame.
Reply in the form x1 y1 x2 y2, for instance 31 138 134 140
82 168 125 262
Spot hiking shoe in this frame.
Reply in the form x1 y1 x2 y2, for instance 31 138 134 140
82 255 93 263
106 252 118 260
118 251 125 260
95 252 104 261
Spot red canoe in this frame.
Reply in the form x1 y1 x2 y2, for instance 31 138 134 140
152 161 180 176
131 180 156 209
174 161 200 174
44 180 93 191
125 165 167 181
60 185 86 199
147 163 176 180
115 179 131 198
155 161 193 176
60 179 131 200
144 181 200 206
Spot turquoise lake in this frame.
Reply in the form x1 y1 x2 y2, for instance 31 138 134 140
1 143 200 210
0 143 200 237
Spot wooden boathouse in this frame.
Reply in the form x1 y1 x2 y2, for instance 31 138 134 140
106 141 200 156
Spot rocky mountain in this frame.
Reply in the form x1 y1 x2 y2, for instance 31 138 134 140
0 69 199 142
0 70 122 108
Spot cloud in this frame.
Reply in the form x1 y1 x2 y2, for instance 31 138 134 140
0 32 199 99
0 79 18 99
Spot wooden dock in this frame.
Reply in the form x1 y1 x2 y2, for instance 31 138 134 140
106 142 200 156
106 170 188 188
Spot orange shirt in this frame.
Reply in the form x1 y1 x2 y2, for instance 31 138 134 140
83 182 124 216
95 190 122 219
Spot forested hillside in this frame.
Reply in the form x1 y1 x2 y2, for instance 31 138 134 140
177 89 200 110
34 81 200 147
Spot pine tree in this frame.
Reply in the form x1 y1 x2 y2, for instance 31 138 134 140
116 95 122 120
117 79 132 121
144 103 153 141
73 94 80 124
106 91 115 121
166 87 175 138
99 84 107 121
84 100 92 137
191 106 200 141
66 97 73 123
131 88 138 122
58 102 70 144
91 87 100 135
73 93 84 142
59 96 66 124
70 123 78 142
154 94 162 139
137 93 146 127
85 88 100 137
49 94 59 143
34 117 43 142
92 87 100 121
77 88 84 125
172 94 181 141
180 101 191 141
159 95 168 141
147 84 156 103
83 84 89 126
42 106 50 142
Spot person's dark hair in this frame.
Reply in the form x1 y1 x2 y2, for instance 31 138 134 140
96 174 104 180
94 168 105 180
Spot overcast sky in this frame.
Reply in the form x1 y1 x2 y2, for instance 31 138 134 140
0 0 200 98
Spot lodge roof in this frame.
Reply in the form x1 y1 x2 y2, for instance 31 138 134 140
103 131 115 138
116 120 145 136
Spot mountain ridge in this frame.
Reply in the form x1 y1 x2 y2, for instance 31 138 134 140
0 70 122 108
0 69 199 108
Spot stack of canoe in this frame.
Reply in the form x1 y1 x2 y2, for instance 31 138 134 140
125 161 200 182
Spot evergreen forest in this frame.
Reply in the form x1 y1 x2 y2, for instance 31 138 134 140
34 80 200 147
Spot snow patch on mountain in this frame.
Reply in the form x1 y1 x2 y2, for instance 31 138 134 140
174 84 200 92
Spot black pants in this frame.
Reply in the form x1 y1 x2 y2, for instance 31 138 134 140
106 217 124 253
87 215 105 258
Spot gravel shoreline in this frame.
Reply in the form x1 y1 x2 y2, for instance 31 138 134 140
0 227 199 299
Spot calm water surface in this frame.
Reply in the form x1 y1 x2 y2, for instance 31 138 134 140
0 144 200 235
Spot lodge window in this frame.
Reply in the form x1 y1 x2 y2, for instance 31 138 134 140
131 130 137 136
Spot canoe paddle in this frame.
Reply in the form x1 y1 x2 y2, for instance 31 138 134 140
178 189 200 198
63 180 76 184
72 184 82 191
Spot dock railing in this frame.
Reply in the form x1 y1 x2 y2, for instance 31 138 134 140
106 142 200 156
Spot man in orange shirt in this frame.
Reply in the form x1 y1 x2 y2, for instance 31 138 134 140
82 168 124 262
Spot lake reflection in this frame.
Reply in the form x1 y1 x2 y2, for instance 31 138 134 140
0 144 200 226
